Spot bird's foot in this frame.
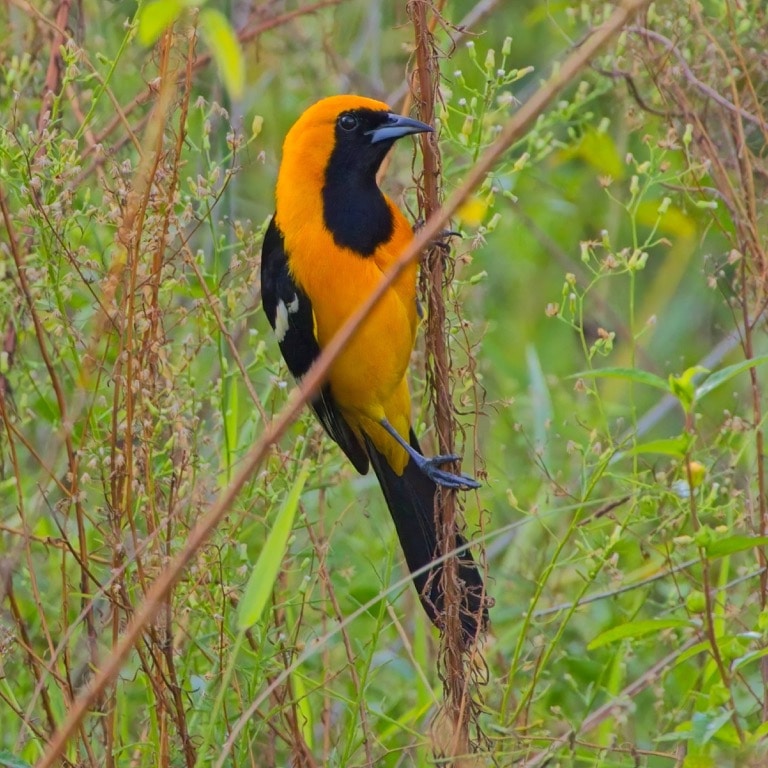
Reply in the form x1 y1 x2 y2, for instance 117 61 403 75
432 229 462 254
378 418 481 490
413 452 481 490
413 221 462 251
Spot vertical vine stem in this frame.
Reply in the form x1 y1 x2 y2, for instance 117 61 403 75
409 0 476 760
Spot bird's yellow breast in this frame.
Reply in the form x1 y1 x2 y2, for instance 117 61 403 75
279 200 417 393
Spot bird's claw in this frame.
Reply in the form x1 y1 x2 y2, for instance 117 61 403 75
418 454 481 490
412 221 462 252
432 229 462 254
376 417 481 490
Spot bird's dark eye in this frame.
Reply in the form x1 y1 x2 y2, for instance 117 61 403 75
338 113 358 131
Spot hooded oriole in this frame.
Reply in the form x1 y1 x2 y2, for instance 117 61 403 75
261 95 487 640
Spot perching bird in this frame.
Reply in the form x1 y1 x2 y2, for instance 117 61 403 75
260 94 488 641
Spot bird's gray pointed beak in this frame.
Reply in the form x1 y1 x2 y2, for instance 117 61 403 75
367 113 433 143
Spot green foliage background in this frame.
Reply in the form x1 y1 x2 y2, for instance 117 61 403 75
1 1 767 767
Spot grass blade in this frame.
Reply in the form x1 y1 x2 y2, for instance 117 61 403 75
237 463 309 630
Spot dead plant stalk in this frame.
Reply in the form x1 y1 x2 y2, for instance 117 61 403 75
409 0 477 760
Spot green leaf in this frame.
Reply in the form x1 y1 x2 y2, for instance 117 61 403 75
655 727 690 744
0 752 33 768
237 464 309 629
674 640 709 667
588 618 694 650
225 375 239 474
199 8 245 99
526 345 552 459
137 0 185 46
292 668 314 749
669 366 709 412
621 436 691 458
695 354 768 401
752 719 768 740
731 646 768 672
690 710 733 746
706 534 768 559
571 366 669 392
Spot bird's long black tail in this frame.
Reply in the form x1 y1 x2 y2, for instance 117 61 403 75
364 430 488 642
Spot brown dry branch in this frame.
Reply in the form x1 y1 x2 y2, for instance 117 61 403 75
151 31 198 768
0 320 16 412
34 2 650 765
408 0 483 763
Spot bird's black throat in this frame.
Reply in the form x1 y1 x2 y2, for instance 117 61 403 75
321 137 395 257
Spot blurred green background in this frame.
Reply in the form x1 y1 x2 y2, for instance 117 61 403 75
1 1 766 766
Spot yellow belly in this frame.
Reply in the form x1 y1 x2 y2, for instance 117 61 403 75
284 208 418 474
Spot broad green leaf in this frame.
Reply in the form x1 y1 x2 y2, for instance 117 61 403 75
526 345 552 459
237 464 309 629
655 724 694 743
137 0 185 46
695 354 768 401
706 534 768 559
588 618 694 650
681 751 716 767
752 719 768 740
621 436 691 458
292 670 314 749
572 366 669 392
199 8 245 99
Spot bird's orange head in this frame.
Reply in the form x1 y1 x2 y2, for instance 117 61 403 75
277 94 432 195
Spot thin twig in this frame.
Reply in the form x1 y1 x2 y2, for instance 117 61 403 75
36 0 73 136
627 25 768 131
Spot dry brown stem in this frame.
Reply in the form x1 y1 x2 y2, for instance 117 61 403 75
408 0 481 762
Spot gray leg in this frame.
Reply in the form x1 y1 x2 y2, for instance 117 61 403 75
379 419 481 490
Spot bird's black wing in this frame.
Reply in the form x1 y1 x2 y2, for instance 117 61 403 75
260 216 370 474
